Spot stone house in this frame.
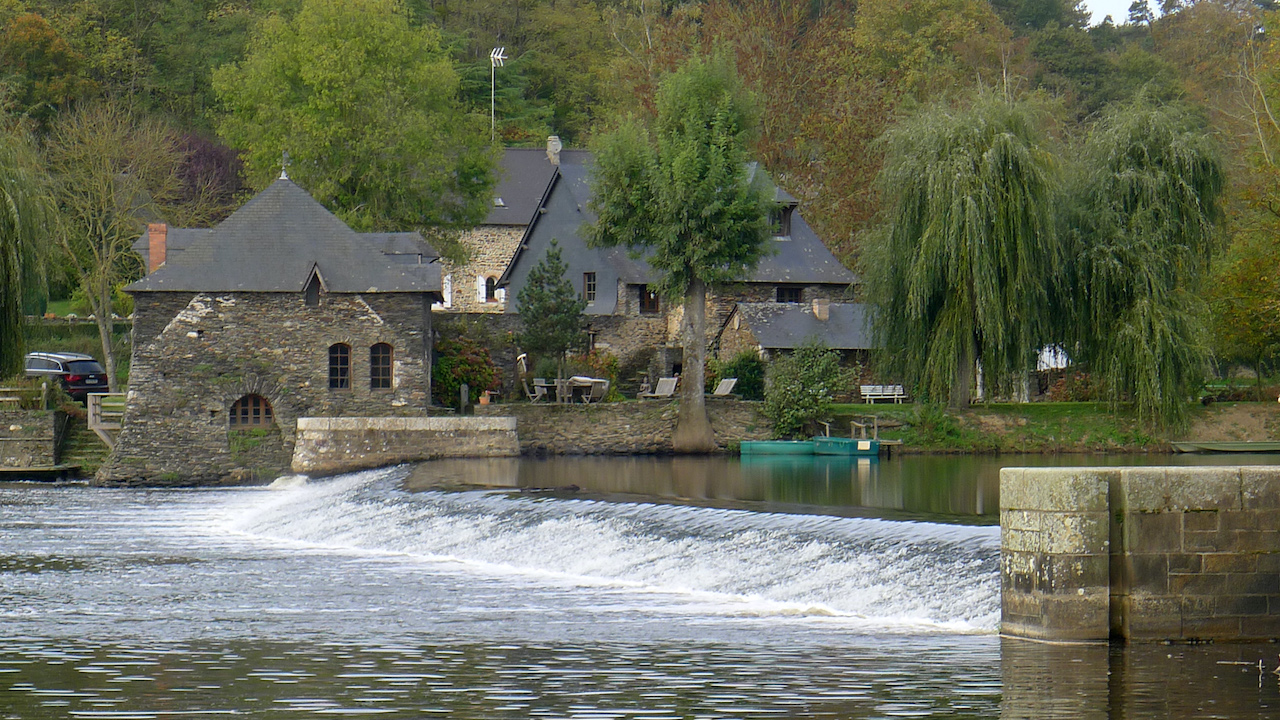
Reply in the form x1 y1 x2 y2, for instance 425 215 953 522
494 142 857 379
715 299 873 364
99 176 442 485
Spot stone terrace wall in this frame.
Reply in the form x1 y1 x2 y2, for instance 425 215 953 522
1002 466 1280 643
292 416 519 477
475 398 770 454
0 410 59 467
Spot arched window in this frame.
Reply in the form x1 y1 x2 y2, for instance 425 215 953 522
485 276 498 302
229 394 274 427
329 343 350 389
370 343 392 389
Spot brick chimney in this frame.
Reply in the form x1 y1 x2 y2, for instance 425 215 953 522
546 135 562 166
147 222 167 272
812 297 830 322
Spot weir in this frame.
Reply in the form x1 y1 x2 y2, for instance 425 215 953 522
1000 466 1280 643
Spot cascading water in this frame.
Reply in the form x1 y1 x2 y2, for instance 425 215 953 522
218 466 1001 632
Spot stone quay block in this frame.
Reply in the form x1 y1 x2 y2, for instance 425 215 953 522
292 415 520 476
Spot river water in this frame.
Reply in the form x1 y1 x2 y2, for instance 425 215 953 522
3 454 1280 718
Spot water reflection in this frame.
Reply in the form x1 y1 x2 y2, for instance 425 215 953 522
406 453 1280 525
1000 637 1280 719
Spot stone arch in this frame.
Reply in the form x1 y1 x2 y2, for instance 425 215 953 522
229 393 274 427
221 376 293 480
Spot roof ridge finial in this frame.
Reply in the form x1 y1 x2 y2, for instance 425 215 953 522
280 150 291 180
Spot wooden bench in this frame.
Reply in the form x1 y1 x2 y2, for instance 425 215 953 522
860 384 907 404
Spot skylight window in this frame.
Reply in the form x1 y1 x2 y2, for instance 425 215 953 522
493 197 506 207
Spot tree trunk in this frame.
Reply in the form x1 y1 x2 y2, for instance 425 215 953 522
949 336 974 410
673 278 716 452
88 277 118 393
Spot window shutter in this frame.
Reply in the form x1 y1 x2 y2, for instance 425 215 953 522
496 288 506 303
476 275 485 302
442 274 452 308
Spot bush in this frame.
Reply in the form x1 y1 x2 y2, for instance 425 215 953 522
708 351 765 400
433 337 499 409
762 343 856 438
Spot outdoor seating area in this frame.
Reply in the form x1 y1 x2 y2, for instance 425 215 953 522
639 377 678 399
859 384 907 403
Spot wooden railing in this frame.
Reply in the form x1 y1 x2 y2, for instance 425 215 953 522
0 383 49 410
87 393 126 450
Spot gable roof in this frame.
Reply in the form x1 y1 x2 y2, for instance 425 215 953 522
126 178 441 295
497 150 856 313
726 301 875 351
484 148 560 226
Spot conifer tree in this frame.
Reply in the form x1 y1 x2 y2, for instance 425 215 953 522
517 240 586 377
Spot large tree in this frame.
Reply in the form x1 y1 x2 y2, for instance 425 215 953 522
0 126 52 378
588 53 771 452
212 0 494 259
45 101 190 392
1065 97 1224 428
865 94 1062 408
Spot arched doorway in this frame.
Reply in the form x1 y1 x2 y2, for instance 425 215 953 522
227 394 288 480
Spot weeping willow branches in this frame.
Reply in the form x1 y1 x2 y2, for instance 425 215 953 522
866 93 1061 408
0 128 52 378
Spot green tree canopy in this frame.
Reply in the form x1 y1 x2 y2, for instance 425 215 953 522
0 125 51 377
865 93 1062 408
213 0 494 259
1065 96 1224 427
589 53 771 451
517 239 586 374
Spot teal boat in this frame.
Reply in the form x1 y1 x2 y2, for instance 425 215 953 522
740 438 881 457
739 440 815 455
813 437 880 457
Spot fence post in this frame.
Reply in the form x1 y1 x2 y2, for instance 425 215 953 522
41 382 48 410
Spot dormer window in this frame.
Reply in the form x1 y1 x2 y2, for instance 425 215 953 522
304 272 321 306
493 197 506 207
770 205 794 238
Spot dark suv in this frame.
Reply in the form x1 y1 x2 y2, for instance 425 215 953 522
24 352 110 401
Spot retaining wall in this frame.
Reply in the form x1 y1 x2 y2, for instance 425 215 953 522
292 416 519 476
0 410 60 468
474 398 771 454
1001 466 1280 643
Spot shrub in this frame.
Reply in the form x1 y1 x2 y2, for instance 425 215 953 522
762 342 855 438
708 351 765 400
433 336 499 408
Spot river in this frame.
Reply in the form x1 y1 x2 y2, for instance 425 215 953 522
3 454 1279 718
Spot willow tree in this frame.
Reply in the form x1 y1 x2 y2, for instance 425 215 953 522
0 129 52 378
1066 97 1224 428
588 54 771 452
865 94 1062 408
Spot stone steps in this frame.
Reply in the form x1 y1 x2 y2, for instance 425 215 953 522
60 417 112 475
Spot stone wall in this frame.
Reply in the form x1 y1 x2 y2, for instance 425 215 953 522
292 416 519 476
98 290 433 486
1001 466 1280 643
437 226 523 313
475 398 770 454
0 410 59 467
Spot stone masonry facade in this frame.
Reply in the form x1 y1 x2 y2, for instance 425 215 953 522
437 226 523 313
1002 465 1280 643
98 290 432 486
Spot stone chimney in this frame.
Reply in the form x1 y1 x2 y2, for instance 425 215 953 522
147 222 167 273
546 135 562 165
812 297 830 322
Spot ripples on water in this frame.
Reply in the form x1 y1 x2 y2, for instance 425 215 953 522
2 463 1279 717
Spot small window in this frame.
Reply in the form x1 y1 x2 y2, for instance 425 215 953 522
771 206 793 238
485 276 499 302
229 394 274 427
639 285 659 315
370 343 392 390
329 343 350 389
305 273 320 306
777 286 803 303
583 272 597 303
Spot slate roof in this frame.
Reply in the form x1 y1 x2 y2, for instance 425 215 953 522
498 150 856 314
484 148 559 226
728 301 875 351
127 178 441 294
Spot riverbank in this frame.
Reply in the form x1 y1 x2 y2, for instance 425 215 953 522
833 401 1280 453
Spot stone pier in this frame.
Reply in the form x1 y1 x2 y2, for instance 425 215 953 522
291 416 519 477
1001 466 1280 643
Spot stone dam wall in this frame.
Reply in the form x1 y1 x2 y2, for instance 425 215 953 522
1001 466 1280 643
291 416 519 477
0 410 61 468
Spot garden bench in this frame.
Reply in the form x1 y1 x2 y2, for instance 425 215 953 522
859 384 907 404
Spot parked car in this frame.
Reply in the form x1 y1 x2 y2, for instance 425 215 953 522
24 352 110 401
